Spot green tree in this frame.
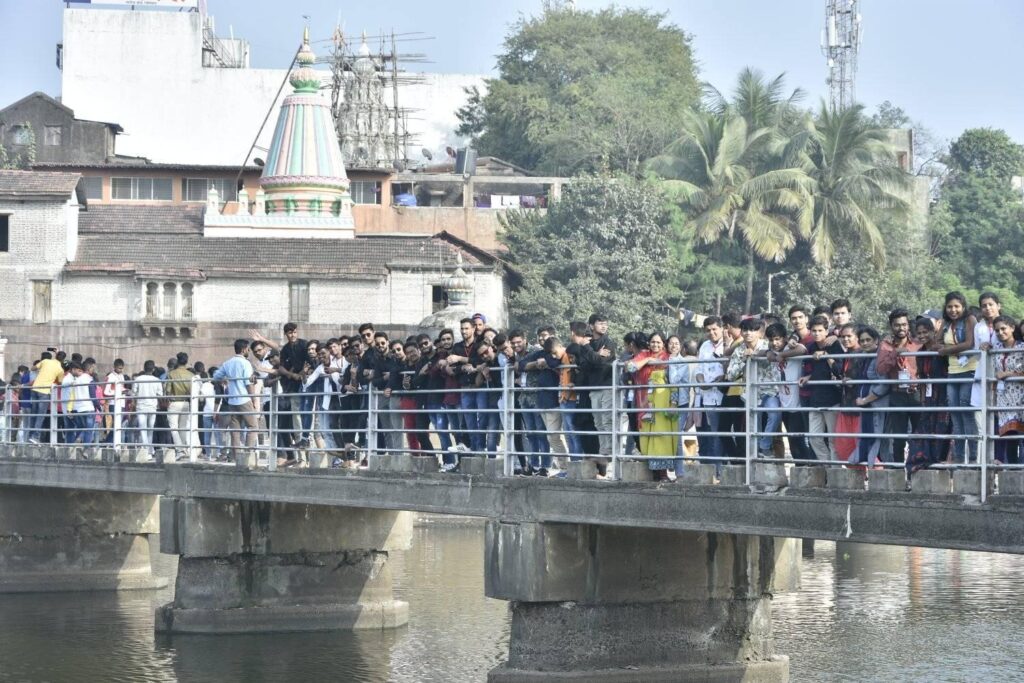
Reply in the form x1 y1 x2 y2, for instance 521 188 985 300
647 109 813 312
501 175 675 333
0 121 36 170
803 103 910 266
947 127 1024 179
456 5 699 175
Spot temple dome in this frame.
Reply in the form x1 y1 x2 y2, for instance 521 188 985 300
259 27 353 219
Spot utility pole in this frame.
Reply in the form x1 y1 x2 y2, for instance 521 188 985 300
821 0 861 112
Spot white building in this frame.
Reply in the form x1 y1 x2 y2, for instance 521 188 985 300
58 6 485 166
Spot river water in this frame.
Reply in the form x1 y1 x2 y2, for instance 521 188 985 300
1 522 1022 682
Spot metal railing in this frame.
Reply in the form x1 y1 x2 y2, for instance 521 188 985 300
1 348 1022 502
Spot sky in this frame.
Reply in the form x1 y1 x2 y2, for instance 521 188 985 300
2 0 1023 145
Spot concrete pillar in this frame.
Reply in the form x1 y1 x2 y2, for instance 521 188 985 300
155 498 412 633
485 521 790 682
0 485 165 593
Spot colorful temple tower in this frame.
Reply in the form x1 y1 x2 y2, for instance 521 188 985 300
204 27 355 238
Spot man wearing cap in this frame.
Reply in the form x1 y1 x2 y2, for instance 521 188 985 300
472 313 487 337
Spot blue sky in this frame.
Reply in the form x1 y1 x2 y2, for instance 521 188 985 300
2 0 1023 144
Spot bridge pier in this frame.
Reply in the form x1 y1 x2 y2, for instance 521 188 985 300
485 521 789 682
0 485 165 593
155 498 412 633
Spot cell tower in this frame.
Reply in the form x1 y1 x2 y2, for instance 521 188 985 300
820 0 862 111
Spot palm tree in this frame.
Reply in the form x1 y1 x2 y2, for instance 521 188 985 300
706 67 806 134
803 103 910 266
647 110 813 311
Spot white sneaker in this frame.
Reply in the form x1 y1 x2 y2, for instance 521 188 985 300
456 443 470 453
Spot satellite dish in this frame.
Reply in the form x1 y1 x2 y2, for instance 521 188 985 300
445 146 456 158
421 148 433 160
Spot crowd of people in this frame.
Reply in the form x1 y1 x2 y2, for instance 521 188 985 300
3 291 1023 480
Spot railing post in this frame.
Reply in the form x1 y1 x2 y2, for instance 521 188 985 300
268 390 278 472
611 358 621 480
2 387 10 446
980 349 989 503
366 388 377 460
113 382 123 448
744 355 754 485
188 376 199 463
502 364 513 476
49 384 58 447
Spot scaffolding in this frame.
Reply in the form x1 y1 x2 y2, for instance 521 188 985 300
324 29 428 171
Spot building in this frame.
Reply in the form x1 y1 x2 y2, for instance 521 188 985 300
58 5 486 166
0 33 507 370
0 92 125 166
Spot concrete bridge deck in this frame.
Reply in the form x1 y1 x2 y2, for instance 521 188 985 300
1 457 1022 555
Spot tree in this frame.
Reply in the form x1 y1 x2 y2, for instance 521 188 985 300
803 103 910 266
501 175 676 333
870 100 947 181
456 6 699 176
647 109 813 312
0 121 36 170
947 127 1024 179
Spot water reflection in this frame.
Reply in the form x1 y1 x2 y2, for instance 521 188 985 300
1 527 1023 681
773 541 1024 682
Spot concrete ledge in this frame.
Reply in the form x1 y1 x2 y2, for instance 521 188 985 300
569 460 599 480
307 452 330 469
485 458 505 478
155 599 409 633
618 461 653 482
753 462 787 491
998 470 1024 496
488 656 790 682
459 456 486 476
790 466 826 489
676 463 715 486
952 470 994 497
718 465 746 486
868 469 906 493
911 469 951 494
826 467 864 490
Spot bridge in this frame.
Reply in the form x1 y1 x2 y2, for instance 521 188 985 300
1 448 1022 682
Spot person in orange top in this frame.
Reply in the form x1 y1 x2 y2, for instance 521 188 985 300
27 350 65 443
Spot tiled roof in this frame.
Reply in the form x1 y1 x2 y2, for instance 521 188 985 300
0 170 80 197
68 204 494 278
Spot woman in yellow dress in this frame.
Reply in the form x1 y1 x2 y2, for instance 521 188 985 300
627 333 677 479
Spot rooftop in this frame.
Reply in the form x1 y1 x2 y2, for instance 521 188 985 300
68 204 495 279
0 170 80 198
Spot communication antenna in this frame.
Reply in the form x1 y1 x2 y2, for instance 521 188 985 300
820 0 861 112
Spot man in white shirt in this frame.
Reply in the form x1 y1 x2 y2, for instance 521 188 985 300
69 362 97 445
695 316 726 467
133 360 163 451
102 359 126 443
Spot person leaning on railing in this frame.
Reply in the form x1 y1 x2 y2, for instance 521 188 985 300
992 315 1024 465
935 292 978 464
212 339 259 461
906 317 953 475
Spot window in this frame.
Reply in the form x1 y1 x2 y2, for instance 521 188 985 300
44 125 62 146
431 285 447 313
289 282 309 322
145 282 159 318
77 176 102 200
9 125 31 146
111 177 173 201
162 283 176 319
0 215 8 252
351 180 381 205
181 283 194 320
183 177 238 203
32 281 51 324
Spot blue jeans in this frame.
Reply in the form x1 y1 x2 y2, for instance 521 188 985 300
697 408 723 466
946 376 976 463
299 393 315 440
758 395 782 452
560 400 584 460
460 391 484 453
27 391 50 441
428 403 454 455
521 408 551 469
481 401 501 454
201 414 216 458
71 413 95 444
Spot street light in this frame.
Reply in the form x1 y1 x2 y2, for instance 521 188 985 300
767 271 790 314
